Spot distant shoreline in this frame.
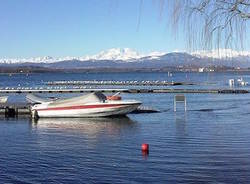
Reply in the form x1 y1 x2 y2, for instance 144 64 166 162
1 66 250 74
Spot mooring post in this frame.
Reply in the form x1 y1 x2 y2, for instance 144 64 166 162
5 106 9 118
15 107 18 117
31 110 38 120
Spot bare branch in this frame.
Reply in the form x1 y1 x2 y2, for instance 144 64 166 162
165 0 250 51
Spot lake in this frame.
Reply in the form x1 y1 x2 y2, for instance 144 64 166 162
0 72 250 183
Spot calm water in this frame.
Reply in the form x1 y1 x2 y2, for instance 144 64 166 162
1 72 250 183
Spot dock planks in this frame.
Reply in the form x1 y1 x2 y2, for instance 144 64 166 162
0 88 248 94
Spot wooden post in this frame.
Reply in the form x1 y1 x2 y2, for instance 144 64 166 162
15 107 18 117
5 106 9 118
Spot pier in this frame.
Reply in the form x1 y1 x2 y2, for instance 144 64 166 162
0 88 248 94
0 104 31 118
46 80 194 86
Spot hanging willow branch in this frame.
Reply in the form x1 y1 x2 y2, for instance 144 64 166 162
166 0 250 51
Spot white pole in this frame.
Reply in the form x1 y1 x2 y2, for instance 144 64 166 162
184 99 187 112
174 98 176 112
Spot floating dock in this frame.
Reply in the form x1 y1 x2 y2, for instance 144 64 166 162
0 104 31 118
46 80 194 86
0 88 248 94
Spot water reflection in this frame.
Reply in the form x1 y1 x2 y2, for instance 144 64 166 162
174 113 187 138
31 116 137 138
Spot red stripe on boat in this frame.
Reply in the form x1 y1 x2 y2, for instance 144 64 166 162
36 104 128 111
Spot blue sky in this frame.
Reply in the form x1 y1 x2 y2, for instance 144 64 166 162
0 0 248 58
0 0 186 58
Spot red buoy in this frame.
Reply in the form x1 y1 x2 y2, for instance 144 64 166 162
141 143 149 152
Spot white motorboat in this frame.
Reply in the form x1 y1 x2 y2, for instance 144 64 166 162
237 77 248 86
0 96 8 104
29 92 141 118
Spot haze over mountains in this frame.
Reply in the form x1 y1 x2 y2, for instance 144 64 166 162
1 48 250 69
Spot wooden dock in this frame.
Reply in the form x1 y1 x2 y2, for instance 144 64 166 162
0 88 248 94
0 88 129 94
46 80 194 86
0 104 31 118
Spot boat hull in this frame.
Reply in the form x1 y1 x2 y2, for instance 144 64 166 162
32 102 141 118
0 96 8 104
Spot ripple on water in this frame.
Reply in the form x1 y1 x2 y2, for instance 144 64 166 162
1 72 250 183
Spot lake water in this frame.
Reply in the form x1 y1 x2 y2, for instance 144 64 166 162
1 72 250 183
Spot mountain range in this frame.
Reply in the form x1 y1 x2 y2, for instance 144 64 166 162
1 48 250 69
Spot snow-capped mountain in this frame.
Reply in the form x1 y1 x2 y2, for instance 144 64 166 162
0 48 250 69
0 56 60 64
80 48 166 61
192 49 250 59
0 48 166 64
83 48 141 61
